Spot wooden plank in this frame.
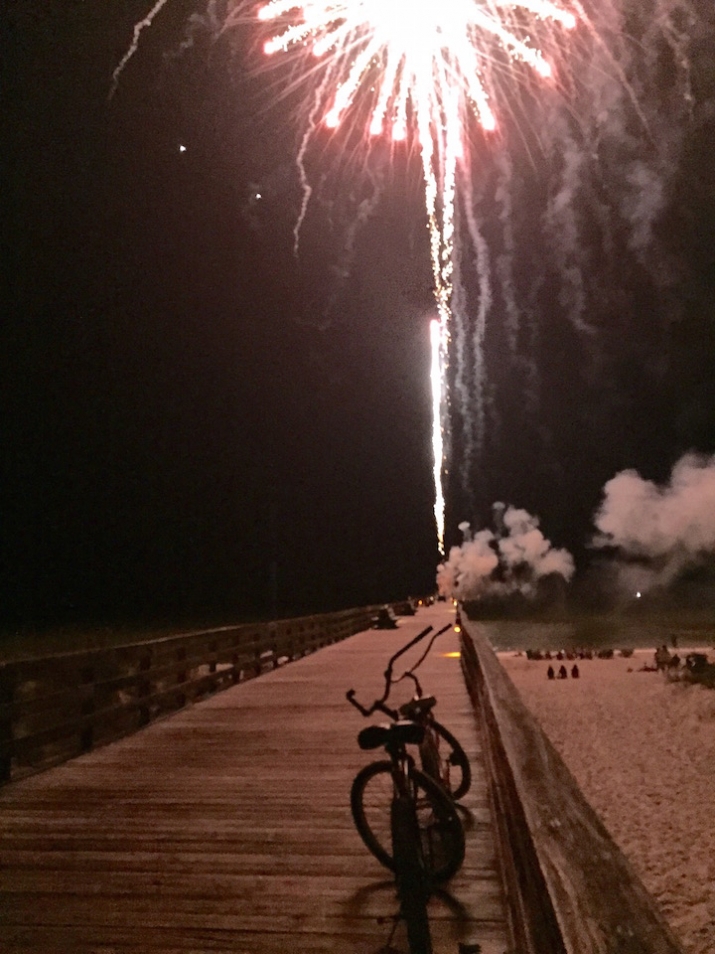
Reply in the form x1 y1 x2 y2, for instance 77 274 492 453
4 918 512 954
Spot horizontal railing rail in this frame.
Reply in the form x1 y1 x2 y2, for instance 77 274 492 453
459 617 685 954
0 605 382 785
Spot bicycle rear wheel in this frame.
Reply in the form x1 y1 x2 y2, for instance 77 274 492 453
391 797 432 954
427 720 472 801
351 760 465 882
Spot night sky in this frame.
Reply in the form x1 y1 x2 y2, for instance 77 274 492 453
4 1 715 632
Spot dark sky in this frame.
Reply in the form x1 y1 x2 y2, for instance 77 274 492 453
3 1 715 631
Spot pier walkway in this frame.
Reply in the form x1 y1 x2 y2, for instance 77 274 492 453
0 606 511 954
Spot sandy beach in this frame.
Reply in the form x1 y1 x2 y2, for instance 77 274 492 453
499 648 715 954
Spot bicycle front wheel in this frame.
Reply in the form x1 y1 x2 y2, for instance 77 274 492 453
351 760 465 882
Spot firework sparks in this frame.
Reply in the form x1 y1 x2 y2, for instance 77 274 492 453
257 0 577 545
430 318 447 552
258 0 576 310
114 0 579 550
110 0 173 99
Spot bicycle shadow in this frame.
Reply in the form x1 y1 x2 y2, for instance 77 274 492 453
343 876 474 953
342 878 401 953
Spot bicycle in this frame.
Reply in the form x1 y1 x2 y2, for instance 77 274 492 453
349 717 464 954
348 623 472 803
347 625 466 882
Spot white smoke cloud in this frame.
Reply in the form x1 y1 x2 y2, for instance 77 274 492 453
499 507 575 580
592 452 715 592
437 504 575 601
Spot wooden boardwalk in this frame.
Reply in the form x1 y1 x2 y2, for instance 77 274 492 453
0 606 511 954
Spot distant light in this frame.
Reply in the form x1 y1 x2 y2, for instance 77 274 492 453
636 591 641 598
179 144 187 153
255 193 262 200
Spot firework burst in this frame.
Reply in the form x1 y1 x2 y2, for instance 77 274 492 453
256 0 577 550
113 0 581 553
258 0 577 307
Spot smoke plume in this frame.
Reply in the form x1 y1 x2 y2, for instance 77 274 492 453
436 504 575 601
592 452 715 594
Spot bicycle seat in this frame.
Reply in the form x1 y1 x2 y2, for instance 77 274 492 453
399 696 437 719
358 720 426 750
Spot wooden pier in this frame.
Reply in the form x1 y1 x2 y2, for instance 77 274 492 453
0 606 510 953
0 604 686 954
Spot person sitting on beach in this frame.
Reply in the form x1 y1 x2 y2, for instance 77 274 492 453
558 664 568 679
547 665 555 680
571 664 580 679
655 645 672 672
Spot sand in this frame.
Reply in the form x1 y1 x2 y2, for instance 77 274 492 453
499 648 715 954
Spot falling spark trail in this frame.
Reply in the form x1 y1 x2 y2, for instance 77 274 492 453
110 0 173 99
254 0 577 547
430 319 446 554
460 172 492 479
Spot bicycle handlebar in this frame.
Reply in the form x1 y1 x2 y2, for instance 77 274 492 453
346 621 453 716
346 624 433 716
345 690 399 719
400 623 452 677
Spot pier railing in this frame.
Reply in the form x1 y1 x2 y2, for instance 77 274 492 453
459 619 686 954
0 605 380 785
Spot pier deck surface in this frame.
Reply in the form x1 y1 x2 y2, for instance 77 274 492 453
0 606 510 953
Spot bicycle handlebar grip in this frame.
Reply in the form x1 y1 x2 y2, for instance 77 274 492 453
346 689 372 717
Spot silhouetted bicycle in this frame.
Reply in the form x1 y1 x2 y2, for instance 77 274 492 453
348 623 472 805
348 716 464 953
347 626 467 953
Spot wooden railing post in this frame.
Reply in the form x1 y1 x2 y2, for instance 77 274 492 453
138 651 152 726
0 664 15 784
79 665 95 753
176 646 187 708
